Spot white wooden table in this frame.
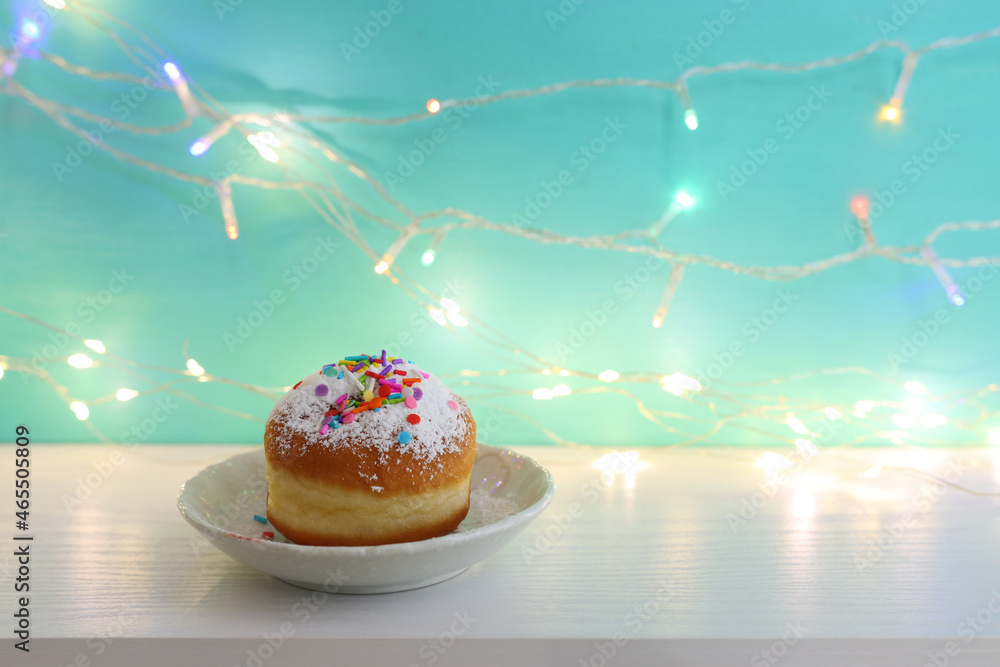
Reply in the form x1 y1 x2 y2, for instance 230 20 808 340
3 444 1000 666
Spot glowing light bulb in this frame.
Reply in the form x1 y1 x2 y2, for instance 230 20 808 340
84 339 106 354
674 191 695 210
0 364 5 381
186 358 205 376
824 407 842 420
43 0 66 8
374 259 390 274
68 353 93 369
21 19 40 40
651 315 663 328
559 369 569 377
684 109 698 130
660 372 701 396
428 308 447 326
881 104 900 122
855 400 874 413
445 311 468 327
989 428 1000 446
163 62 181 81
70 401 90 421
440 298 460 313
863 465 883 479
786 414 809 435
189 140 209 156
904 380 928 395
532 388 553 400
552 384 571 397
850 196 870 219
421 250 436 266
947 284 966 307
247 134 280 163
426 99 441 114
598 370 620 382
116 388 139 402
919 413 947 428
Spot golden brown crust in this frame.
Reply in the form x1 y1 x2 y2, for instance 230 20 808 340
266 497 470 547
264 407 477 495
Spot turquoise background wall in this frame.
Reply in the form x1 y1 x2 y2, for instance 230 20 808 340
1 0 998 446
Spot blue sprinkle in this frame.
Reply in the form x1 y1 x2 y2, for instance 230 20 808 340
253 515 268 524
337 371 344 379
398 431 412 444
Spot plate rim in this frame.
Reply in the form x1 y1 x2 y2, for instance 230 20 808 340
177 443 556 554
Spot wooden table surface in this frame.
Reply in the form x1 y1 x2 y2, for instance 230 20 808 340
4 444 1000 666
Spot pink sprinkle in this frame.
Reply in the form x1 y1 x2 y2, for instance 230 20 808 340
447 400 459 411
404 397 417 409
320 424 329 435
420 371 429 378
336 393 347 405
342 413 355 424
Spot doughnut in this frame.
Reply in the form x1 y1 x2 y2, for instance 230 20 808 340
264 353 477 546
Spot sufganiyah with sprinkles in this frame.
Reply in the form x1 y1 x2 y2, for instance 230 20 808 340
263 352 477 546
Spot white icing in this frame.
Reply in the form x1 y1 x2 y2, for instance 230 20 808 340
269 359 470 464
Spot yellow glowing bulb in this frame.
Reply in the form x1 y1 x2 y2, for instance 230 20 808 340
881 105 900 122
651 315 663 328
84 339 106 354
440 298 460 313
542 369 552 375
68 353 93 369
43 0 66 7
855 400 874 413
374 259 390 274
0 364 5 381
904 380 928 395
532 388 553 400
116 388 139 402
186 358 205 376
552 383 571 397
70 401 90 421
823 407 842 420
598 370 620 382
226 224 239 240
426 98 441 114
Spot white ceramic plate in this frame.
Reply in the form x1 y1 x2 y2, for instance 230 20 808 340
177 444 555 594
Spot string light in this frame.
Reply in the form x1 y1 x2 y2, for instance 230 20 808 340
659 372 701 396
676 82 698 130
2 9 999 450
880 53 918 124
786 414 810 435
426 99 441 114
116 388 139 401
186 358 205 376
0 363 4 381
552 383 571 397
421 232 444 266
376 229 416 274
922 246 965 306
904 380 928 395
20 19 40 41
651 263 685 328
42 0 66 9
218 179 239 240
532 388 553 400
69 401 89 421
248 132 280 163
863 465 883 479
67 353 93 369
83 339 106 354
824 407 842 420
598 370 620 382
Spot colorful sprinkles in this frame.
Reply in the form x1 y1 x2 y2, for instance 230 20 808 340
253 515 268 524
295 351 438 443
